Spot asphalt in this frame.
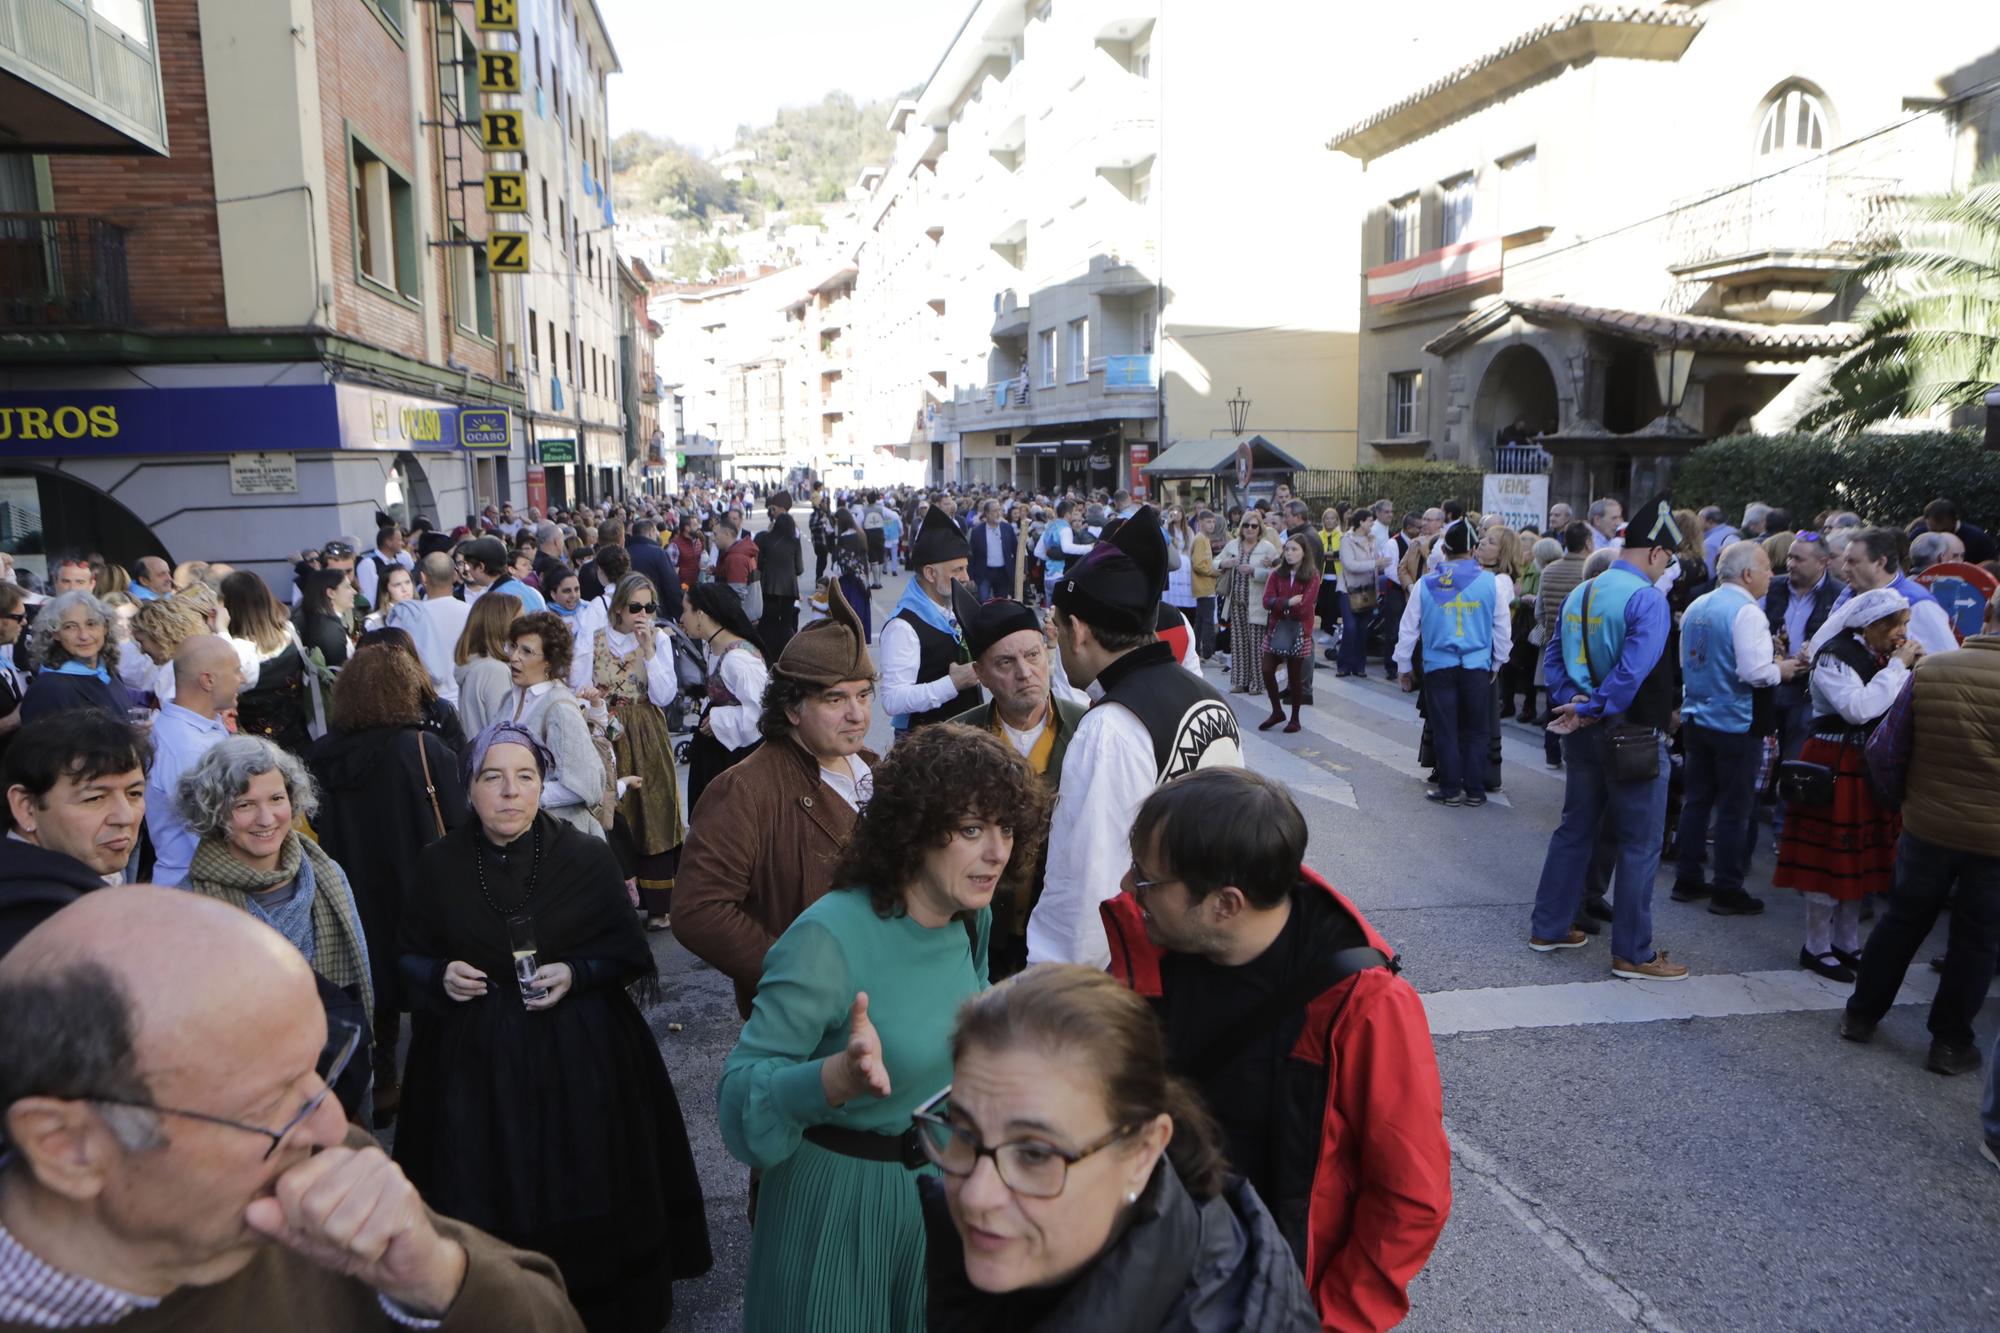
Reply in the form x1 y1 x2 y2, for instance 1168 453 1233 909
636 517 2000 1332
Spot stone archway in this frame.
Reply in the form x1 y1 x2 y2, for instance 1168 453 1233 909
0 464 170 587
1471 344 1560 466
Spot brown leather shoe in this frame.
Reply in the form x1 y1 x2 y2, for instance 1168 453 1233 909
1612 952 1689 981
1529 929 1589 952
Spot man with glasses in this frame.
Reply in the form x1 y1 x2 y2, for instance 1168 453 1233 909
1099 767 1449 1330
0 887 585 1330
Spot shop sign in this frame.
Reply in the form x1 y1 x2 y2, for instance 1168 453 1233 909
474 0 519 34
537 438 578 465
486 231 529 272
229 452 299 495
526 466 549 513
338 385 511 453
476 50 522 95
0 386 339 457
484 171 526 213
1481 472 1548 532
459 409 510 448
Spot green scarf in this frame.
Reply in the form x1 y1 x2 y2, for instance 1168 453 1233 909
187 832 374 1029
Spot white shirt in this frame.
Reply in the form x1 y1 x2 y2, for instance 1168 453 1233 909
1906 599 1961 659
355 548 414 606
984 523 1003 569
819 753 873 811
144 701 228 887
1727 596 1783 687
997 712 1050 759
568 622 676 705
708 643 769 751
1809 654 1910 725
387 594 471 704
879 606 967 720
1393 568 1513 673
1026 702 1155 970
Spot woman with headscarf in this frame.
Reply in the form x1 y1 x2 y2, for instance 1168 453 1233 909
178 734 374 1117
19 590 136 723
1773 587 1923 982
394 722 712 1331
680 582 767 814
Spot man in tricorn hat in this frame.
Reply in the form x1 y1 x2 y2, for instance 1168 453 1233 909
948 583 1088 977
1027 506 1243 969
881 503 981 733
676 578 879 1019
1527 490 1689 981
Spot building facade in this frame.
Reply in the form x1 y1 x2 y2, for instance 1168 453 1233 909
1332 0 1998 509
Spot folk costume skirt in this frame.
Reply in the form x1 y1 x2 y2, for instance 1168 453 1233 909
1772 736 1899 901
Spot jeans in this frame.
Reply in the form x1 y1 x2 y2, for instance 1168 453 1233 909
1675 723 1762 896
975 570 1007 602
1530 723 1670 962
1423 666 1491 799
1337 590 1370 675
1847 831 2000 1049
1194 596 1217 658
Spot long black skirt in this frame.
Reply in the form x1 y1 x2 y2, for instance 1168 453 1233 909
686 727 758 819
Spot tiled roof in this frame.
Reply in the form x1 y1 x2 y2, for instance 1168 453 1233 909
1328 5 1705 157
1425 298 1859 356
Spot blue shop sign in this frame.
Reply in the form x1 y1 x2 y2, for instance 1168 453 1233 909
0 386 514 456
460 408 510 448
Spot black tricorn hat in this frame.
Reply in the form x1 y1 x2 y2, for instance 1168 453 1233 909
952 581 1042 660
1053 504 1168 634
909 503 971 569
1620 491 1684 552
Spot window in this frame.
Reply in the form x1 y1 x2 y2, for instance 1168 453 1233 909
564 331 573 384
350 135 416 299
1438 173 1474 246
1496 147 1537 235
459 28 480 117
540 176 550 232
558 199 567 250
1386 193 1419 263
1757 83 1829 160
528 307 540 368
1038 329 1057 388
1067 317 1088 381
359 0 402 37
1387 371 1422 437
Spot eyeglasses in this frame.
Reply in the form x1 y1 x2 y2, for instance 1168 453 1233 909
1126 861 1178 895
623 602 657 615
913 1087 1142 1199
85 1019 360 1160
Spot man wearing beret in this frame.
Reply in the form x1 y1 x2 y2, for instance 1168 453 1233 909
881 505 981 733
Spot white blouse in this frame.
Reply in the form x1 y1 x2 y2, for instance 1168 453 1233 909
568 622 677 706
1809 652 1910 727
708 643 769 752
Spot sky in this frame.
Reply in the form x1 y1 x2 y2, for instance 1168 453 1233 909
596 0 973 154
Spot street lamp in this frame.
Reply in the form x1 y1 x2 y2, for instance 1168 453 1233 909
1227 386 1252 435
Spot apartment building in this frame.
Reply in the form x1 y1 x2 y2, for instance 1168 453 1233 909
854 0 1368 493
515 0 627 510
1331 0 1998 509
0 0 547 589
618 256 672 497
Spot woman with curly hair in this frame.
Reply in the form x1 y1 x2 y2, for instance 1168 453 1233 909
719 722 1051 1332
20 590 135 723
504 609 606 841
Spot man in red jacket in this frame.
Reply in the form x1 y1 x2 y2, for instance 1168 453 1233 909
1102 767 1450 1331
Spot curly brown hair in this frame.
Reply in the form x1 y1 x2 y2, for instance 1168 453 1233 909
329 643 429 732
831 722 1051 921
507 610 574 683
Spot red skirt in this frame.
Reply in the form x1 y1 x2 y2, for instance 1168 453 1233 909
1772 736 1900 900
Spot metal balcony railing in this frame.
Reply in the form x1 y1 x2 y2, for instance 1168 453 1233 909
0 214 132 328
1666 169 1900 271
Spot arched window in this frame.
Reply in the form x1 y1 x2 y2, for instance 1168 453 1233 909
1756 84 1829 161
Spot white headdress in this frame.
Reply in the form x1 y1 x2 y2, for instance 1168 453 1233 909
1806 587 1909 660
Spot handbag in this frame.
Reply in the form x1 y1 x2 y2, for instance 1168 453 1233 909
1581 582 1661 783
413 731 446 840
1347 578 1377 612
1265 616 1302 658
1777 759 1836 807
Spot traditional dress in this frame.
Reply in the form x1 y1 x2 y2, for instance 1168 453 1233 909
572 622 684 913
687 636 767 815
718 888 990 1332
394 813 712 1332
1220 535 1277 692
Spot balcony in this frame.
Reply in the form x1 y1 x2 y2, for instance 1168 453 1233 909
992 288 1031 339
0 0 167 155
1666 168 1900 321
0 214 131 328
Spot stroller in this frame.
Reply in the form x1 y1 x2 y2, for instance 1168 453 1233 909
664 621 708 766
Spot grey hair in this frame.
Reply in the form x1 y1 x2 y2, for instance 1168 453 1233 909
1825 511 1862 531
1910 531 1955 572
1587 498 1618 523
0 960 164 1152
1824 528 1857 559
176 734 320 840
1698 505 1725 524
1582 548 1619 579
1531 537 1563 567
1742 502 1772 528
27 590 121 675
1716 539 1766 584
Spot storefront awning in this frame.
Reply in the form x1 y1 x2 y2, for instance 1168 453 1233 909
1142 433 1307 477
1015 422 1118 455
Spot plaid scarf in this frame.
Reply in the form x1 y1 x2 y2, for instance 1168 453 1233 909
186 832 374 1029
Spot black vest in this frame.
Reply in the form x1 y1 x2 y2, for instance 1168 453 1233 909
894 608 980 729
1094 640 1243 778
1765 575 1839 705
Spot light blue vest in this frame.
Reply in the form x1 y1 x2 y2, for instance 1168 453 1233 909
1561 564 1649 691
1417 559 1499 670
1679 583 1755 734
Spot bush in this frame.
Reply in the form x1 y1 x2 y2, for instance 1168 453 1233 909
1672 431 2000 528
1296 465 1487 519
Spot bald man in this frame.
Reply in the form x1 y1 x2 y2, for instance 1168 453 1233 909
142 635 241 887
0 888 584 1330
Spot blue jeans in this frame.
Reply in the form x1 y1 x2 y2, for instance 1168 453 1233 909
1530 723 1670 962
1337 590 1370 675
1675 723 1761 895
1847 831 2000 1049
1423 665 1491 799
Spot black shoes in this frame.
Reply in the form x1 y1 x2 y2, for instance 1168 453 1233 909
1671 879 1712 903
1709 892 1766 917
1838 1010 1876 1043
1831 946 1864 970
1926 1041 1982 1076
1583 895 1614 922
1801 948 1856 983
1425 790 1464 807
1571 913 1603 936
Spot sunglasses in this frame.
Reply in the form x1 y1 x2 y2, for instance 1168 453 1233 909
1793 530 1824 544
623 602 657 615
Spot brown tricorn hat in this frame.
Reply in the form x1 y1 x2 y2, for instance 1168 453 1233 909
774 576 875 686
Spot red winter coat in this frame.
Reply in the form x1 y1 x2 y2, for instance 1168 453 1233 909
1102 868 1451 1332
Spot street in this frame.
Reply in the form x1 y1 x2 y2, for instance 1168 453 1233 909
641 529 2000 1333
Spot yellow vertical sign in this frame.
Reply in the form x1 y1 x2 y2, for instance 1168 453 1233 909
484 171 527 213
474 0 518 34
477 50 521 95
487 232 530 273
479 110 524 152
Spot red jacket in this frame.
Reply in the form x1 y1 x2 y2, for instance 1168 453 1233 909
1102 869 1451 1332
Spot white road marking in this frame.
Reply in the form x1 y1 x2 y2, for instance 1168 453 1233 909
1236 725 1360 808
1277 697 1514 807
1424 965 1949 1036
1323 674 1562 782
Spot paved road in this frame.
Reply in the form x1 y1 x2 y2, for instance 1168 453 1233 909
641 524 2000 1332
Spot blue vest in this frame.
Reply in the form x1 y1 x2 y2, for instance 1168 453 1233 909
1680 584 1755 733
1417 559 1499 670
1561 564 1650 691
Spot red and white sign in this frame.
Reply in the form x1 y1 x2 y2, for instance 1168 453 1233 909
1366 236 1502 306
1128 443 1150 500
526 467 548 513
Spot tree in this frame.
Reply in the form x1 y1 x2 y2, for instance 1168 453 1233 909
1802 168 2000 435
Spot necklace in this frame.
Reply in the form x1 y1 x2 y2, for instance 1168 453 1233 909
473 820 544 915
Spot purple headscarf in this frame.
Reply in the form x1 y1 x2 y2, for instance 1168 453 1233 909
461 720 553 801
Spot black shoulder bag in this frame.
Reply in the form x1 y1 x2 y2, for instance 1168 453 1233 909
1581 581 1662 784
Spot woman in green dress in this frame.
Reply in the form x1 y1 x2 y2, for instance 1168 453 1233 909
718 722 1051 1331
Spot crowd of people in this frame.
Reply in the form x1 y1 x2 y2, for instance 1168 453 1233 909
0 469 1995 1332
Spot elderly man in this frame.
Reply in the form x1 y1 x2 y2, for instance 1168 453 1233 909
948 586 1087 976
1546 501 1575 536
1672 541 1801 915
0 888 583 1330
1586 497 1624 550
1910 530 1966 574
1835 527 1958 657
0 712 149 956
142 637 240 888
967 498 1019 603
1698 506 1741 577
52 558 95 595
1740 502 1772 541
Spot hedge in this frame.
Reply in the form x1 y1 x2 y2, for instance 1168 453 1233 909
1294 465 1488 519
1671 431 2000 528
